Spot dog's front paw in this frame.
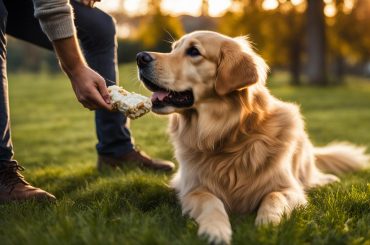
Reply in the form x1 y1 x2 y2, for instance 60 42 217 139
198 221 232 245
255 212 282 226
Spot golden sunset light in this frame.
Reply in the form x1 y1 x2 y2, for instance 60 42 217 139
208 0 232 16
262 0 279 10
97 0 347 17
97 0 233 16
161 0 202 16
3 0 370 242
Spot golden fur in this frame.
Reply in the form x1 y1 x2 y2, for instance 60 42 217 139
139 31 369 244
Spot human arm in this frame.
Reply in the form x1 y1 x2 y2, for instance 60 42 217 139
32 0 111 110
53 36 111 110
75 0 101 8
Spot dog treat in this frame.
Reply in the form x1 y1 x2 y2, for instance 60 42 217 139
108 85 152 119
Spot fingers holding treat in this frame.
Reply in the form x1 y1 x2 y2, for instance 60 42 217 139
108 85 152 119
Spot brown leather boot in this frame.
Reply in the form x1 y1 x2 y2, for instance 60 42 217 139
0 160 56 202
97 149 175 172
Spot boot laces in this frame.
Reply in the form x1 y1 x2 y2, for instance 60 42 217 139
0 160 29 193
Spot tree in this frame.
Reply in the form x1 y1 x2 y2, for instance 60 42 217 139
285 4 305 85
136 0 184 51
219 0 305 85
118 0 126 13
201 0 209 16
306 0 327 85
327 0 370 82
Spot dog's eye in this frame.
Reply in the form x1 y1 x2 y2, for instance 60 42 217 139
186 47 201 57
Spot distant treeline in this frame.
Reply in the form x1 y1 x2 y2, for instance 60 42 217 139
7 31 370 80
6 0 370 84
7 37 60 73
6 37 169 73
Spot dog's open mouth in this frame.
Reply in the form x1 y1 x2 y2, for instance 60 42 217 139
140 74 194 109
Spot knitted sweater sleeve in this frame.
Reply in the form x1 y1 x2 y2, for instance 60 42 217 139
33 0 76 41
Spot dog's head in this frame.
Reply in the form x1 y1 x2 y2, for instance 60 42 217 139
137 31 268 114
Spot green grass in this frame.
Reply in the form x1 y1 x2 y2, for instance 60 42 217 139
1 64 369 245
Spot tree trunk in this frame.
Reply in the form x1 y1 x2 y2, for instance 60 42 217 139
306 0 327 85
334 54 345 84
290 41 301 85
201 0 209 16
287 10 302 86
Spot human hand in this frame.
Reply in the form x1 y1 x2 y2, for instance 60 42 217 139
67 64 112 111
52 34 111 111
77 0 100 8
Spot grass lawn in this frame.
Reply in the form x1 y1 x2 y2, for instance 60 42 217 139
1 64 369 245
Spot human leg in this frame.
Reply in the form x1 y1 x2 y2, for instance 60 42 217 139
0 0 55 201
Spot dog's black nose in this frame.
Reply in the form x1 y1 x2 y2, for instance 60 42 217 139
136 52 153 68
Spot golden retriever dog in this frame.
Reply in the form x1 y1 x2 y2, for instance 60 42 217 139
136 31 369 244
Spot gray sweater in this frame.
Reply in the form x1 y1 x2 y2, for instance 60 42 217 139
33 0 76 41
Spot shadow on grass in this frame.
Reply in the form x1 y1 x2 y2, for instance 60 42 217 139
28 162 173 197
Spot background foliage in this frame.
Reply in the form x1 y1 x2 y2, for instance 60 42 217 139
0 64 369 244
7 0 370 85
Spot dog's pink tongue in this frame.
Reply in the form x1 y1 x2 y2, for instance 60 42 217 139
152 91 169 101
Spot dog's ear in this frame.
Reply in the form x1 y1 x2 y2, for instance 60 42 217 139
215 40 262 96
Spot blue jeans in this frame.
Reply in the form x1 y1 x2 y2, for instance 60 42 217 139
0 0 134 163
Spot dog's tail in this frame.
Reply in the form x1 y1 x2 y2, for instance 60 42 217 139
314 142 369 175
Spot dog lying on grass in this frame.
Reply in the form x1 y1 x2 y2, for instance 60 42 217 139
136 31 369 244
